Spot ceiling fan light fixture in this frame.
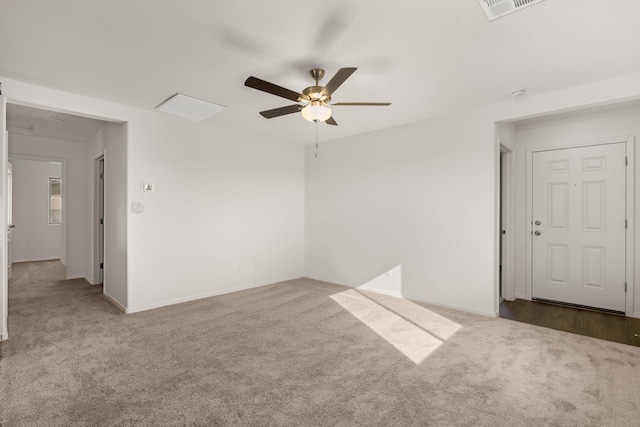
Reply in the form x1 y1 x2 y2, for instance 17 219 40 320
301 101 332 122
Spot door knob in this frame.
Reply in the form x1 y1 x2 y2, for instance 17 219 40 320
534 230 541 236
534 220 541 226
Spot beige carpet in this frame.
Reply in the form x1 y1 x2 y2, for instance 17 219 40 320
1 261 640 426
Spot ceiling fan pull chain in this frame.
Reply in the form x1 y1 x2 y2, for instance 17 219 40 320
315 121 319 158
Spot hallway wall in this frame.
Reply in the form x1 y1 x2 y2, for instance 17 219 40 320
9 133 89 280
10 159 62 262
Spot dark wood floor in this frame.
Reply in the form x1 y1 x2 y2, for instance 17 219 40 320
500 299 640 347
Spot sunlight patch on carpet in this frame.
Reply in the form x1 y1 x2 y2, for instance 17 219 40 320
330 289 462 364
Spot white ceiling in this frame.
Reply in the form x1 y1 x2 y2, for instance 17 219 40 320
1 0 639 144
6 104 108 143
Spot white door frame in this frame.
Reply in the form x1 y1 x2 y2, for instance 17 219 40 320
525 136 635 316
93 155 105 285
1 94 7 340
7 160 12 280
500 142 515 302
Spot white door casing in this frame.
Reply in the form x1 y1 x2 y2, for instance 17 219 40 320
7 160 12 280
531 142 627 312
1 95 8 341
97 156 104 285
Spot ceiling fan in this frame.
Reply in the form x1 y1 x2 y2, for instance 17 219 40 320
244 67 391 126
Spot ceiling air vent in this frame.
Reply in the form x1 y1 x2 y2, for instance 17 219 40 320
155 93 226 122
478 0 546 21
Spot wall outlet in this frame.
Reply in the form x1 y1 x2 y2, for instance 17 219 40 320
232 265 237 273
254 263 259 270
131 202 144 213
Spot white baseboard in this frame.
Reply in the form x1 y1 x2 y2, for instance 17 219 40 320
407 295 498 318
124 275 302 314
66 274 92 282
305 274 350 287
514 292 529 300
304 274 497 317
103 291 126 313
356 285 403 298
633 311 640 319
1 332 8 341
11 257 60 263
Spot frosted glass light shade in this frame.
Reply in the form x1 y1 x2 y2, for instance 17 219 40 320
301 102 332 122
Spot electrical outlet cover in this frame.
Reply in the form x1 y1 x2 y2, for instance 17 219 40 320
131 202 145 213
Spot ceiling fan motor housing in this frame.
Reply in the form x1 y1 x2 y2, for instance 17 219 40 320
302 86 330 103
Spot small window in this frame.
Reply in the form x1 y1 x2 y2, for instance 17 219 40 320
49 178 62 224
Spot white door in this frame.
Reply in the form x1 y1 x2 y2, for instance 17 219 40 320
532 143 627 312
0 95 8 340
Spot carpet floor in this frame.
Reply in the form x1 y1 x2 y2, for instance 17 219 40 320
1 261 640 426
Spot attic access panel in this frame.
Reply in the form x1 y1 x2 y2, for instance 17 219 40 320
478 0 547 21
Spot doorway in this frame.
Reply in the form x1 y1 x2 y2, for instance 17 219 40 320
95 156 104 285
1 99 127 341
499 143 514 304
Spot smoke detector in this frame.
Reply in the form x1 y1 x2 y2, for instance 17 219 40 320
478 0 547 21
511 88 527 98
50 115 68 123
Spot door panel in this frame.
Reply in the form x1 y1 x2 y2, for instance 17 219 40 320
532 143 626 312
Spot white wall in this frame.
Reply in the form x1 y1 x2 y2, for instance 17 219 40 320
305 114 498 316
10 159 61 262
1 76 305 315
125 115 304 312
496 122 516 301
102 122 128 308
306 73 640 318
85 127 105 285
512 105 640 316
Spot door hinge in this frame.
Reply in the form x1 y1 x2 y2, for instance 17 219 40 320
100 263 104 269
100 218 104 225
625 156 628 166
625 219 628 229
100 173 104 179
625 282 628 292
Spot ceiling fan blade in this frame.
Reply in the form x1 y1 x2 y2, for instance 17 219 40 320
245 76 305 102
259 104 303 119
325 116 338 126
321 67 357 96
331 102 391 106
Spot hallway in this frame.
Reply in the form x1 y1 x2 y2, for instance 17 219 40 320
2 260 119 357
